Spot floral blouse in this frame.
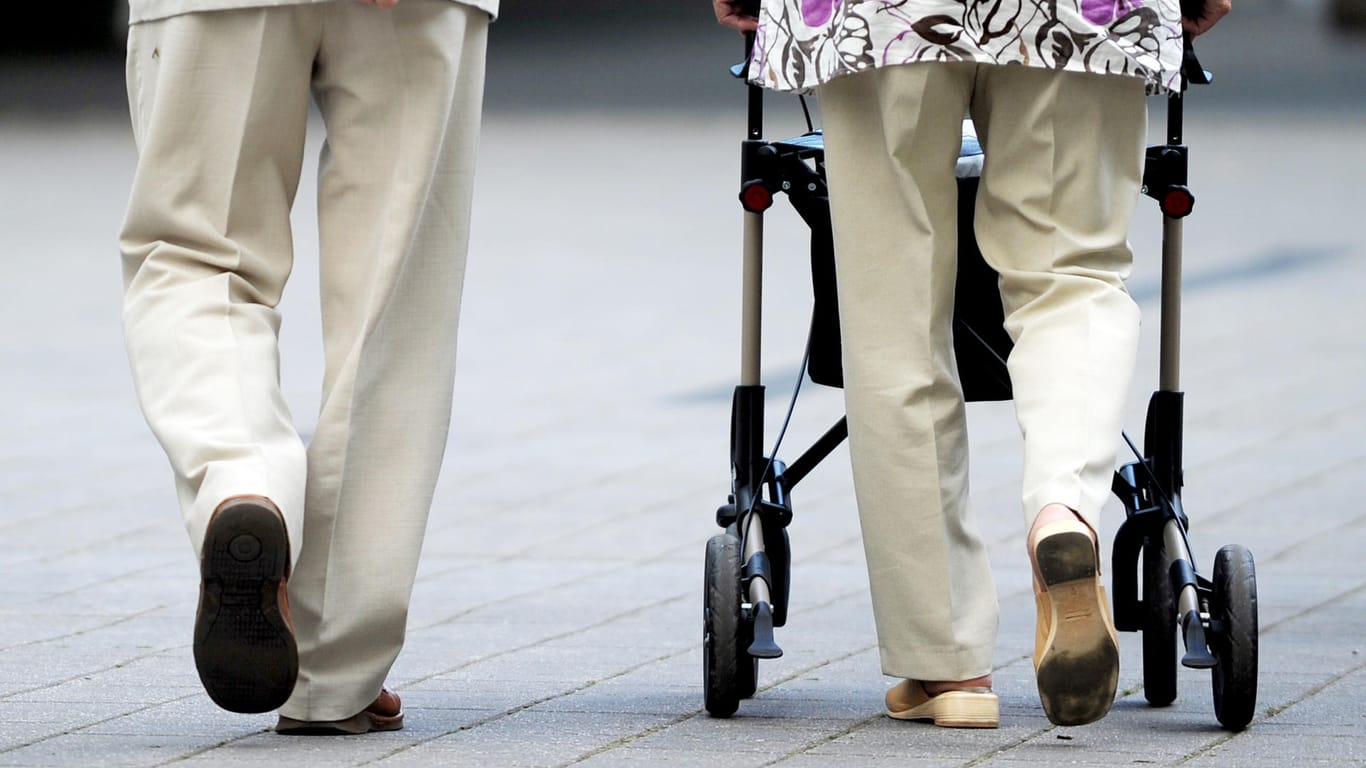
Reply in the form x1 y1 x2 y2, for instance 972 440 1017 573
748 0 1184 93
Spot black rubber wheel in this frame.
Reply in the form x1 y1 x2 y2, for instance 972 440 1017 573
766 527 791 629
1211 544 1258 731
1142 533 1178 706
704 533 756 716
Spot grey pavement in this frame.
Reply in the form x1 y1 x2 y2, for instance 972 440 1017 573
2 3 1365 766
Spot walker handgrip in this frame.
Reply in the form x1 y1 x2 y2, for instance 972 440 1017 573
1182 37 1213 86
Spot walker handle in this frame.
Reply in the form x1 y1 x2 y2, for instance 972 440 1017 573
728 0 762 80
1182 37 1213 87
736 0 763 139
741 0 760 62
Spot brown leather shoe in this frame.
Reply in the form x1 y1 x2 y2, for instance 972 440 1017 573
194 495 297 714
276 689 405 735
884 679 999 728
1029 518 1119 726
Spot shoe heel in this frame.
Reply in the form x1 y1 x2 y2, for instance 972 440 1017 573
935 693 1001 728
1035 530 1097 587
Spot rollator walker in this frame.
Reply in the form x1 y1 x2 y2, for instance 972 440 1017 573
701 16 1260 732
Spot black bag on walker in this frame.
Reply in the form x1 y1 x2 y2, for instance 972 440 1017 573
806 134 1015 402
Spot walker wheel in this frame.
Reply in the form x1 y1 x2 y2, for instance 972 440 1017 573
1142 533 1178 706
703 533 756 717
1210 544 1258 730
767 527 791 628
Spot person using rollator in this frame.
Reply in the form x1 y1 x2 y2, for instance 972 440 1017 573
714 0 1229 728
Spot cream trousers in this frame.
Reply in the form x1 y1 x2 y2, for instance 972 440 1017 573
819 63 1146 681
119 0 488 721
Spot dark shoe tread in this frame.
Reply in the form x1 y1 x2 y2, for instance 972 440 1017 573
1035 618 1120 726
194 500 296 714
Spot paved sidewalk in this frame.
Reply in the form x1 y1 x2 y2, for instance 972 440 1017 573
3 12 1365 767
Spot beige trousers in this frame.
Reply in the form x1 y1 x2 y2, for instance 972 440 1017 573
819 63 1146 681
119 0 488 721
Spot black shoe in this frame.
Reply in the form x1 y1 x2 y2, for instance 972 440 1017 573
194 496 297 713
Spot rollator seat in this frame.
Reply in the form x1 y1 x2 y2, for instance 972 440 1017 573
772 124 985 178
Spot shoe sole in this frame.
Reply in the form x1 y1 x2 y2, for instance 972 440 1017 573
194 500 297 714
887 691 1000 728
276 711 404 735
1034 529 1119 727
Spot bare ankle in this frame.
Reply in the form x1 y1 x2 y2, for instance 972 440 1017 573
1029 503 1094 541
924 675 993 696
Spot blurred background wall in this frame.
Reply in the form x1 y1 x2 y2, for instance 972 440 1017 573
2 2 747 116
4 0 1364 118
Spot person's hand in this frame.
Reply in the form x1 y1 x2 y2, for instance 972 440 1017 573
714 0 759 32
357 0 401 8
1183 0 1231 36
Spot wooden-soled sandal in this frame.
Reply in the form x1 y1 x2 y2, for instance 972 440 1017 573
885 679 999 728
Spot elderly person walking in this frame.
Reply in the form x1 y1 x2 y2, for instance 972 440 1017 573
119 0 495 733
713 0 1228 728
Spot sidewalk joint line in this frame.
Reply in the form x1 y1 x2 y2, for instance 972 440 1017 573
364 644 698 766
1166 656 1366 767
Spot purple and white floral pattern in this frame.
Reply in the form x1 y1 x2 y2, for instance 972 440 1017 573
749 0 1183 93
